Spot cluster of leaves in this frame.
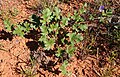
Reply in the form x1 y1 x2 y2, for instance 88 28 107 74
39 4 88 58
3 3 88 56
4 20 36 37
38 4 88 75
3 19 14 32
3 1 120 76
59 60 72 76
3 3 88 76
13 22 35 37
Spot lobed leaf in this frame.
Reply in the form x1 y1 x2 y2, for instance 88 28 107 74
53 7 61 20
44 38 55 50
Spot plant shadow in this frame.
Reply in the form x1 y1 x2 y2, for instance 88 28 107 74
0 30 13 41
40 60 61 74
26 41 39 51
24 29 41 40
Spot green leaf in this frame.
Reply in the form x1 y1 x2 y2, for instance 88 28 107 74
3 19 13 31
79 16 84 22
61 37 65 44
44 38 55 50
66 45 76 57
71 10 79 21
84 3 87 7
60 60 68 75
106 9 113 16
40 25 48 35
39 35 47 42
56 47 62 57
54 23 59 35
13 24 25 37
67 33 84 45
30 24 36 29
42 8 52 18
89 14 94 20
53 7 61 20
73 24 79 32
71 10 84 22
67 33 76 44
40 20 46 25
41 8 53 24
61 16 70 28
76 34 84 42
48 23 59 33
23 22 31 33
80 24 88 31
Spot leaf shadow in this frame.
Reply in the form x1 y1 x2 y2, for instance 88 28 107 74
26 41 39 51
0 30 13 41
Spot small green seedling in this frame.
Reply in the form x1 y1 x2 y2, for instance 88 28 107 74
3 19 13 32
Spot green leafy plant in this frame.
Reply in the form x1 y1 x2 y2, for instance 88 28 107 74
67 33 83 45
13 21 35 37
56 47 62 57
89 14 94 21
13 24 25 37
40 8 53 25
38 6 88 76
2 5 88 76
44 38 55 50
60 60 71 76
60 60 68 75
3 19 13 32
3 6 88 57
66 45 76 57
53 7 61 20
71 10 84 22
39 7 61 51
39 5 88 58
61 16 70 28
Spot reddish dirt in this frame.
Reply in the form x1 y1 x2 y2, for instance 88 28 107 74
0 36 30 77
